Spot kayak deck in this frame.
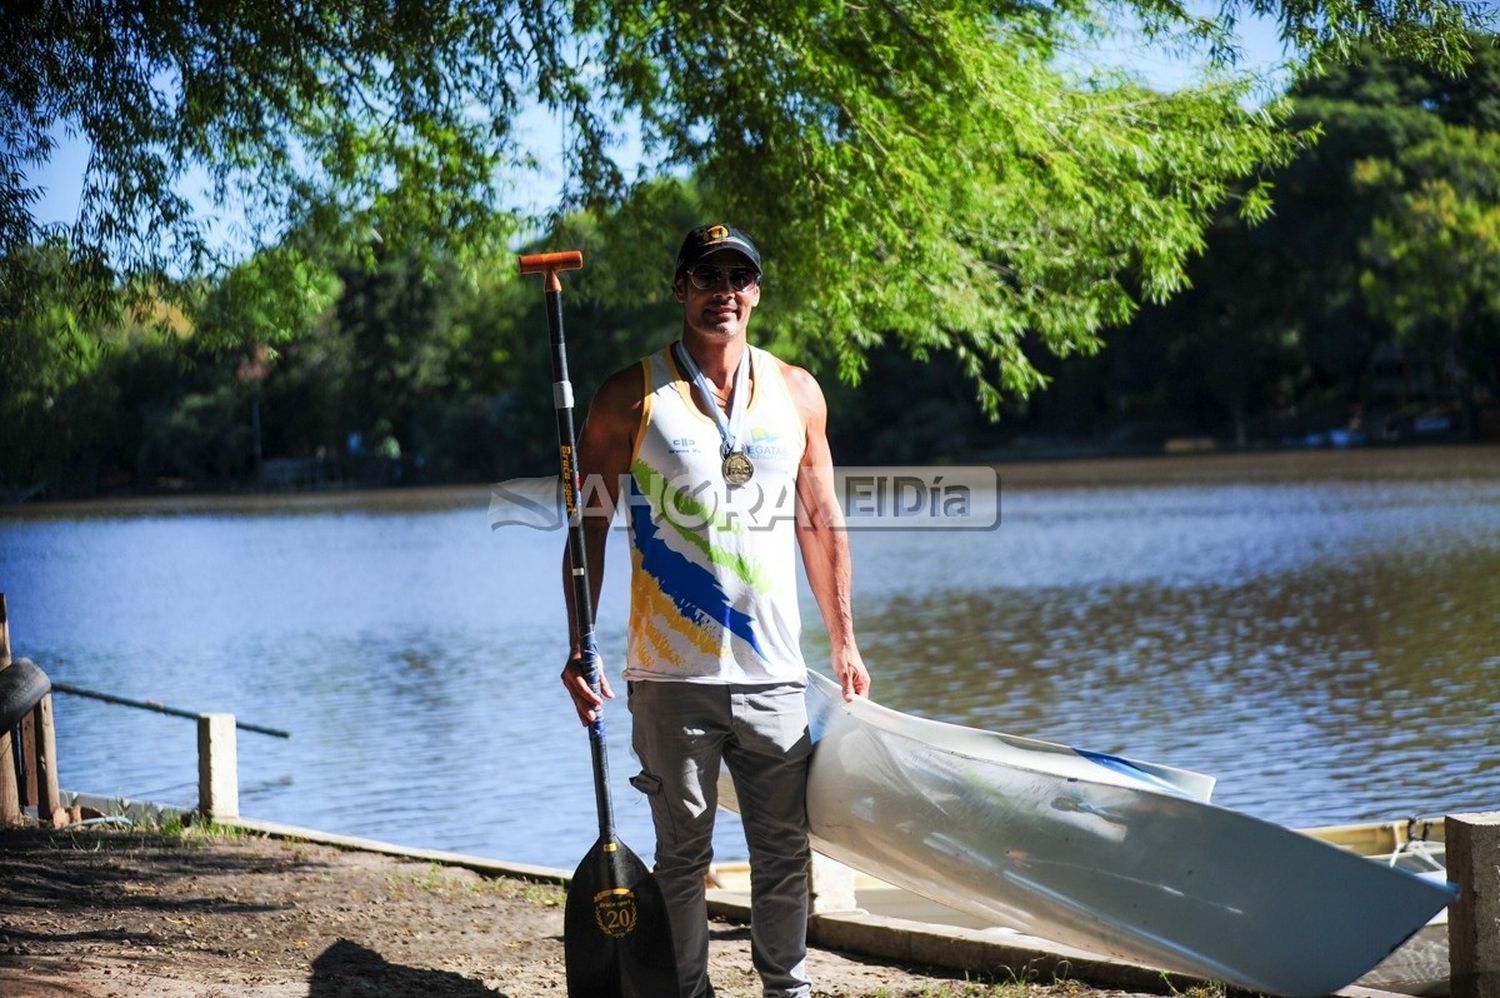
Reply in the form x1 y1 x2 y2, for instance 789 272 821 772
718 675 1455 996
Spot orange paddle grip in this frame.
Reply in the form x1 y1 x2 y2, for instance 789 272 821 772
518 250 585 292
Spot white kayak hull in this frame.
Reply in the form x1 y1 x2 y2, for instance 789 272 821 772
742 674 1456 997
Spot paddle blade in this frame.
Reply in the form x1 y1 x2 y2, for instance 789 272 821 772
564 836 679 998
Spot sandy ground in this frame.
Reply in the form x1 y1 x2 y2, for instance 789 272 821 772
0 827 1161 998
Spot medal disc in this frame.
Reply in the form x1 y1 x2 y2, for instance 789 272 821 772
722 451 755 486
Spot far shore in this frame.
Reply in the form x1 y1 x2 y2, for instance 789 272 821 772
3 441 1497 520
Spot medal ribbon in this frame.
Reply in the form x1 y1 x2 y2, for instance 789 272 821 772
673 341 749 458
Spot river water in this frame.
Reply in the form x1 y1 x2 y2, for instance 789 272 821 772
1 446 1496 869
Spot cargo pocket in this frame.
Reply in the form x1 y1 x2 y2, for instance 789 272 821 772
628 771 662 797
628 770 676 841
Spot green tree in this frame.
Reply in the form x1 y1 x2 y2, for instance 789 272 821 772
0 241 110 490
1124 209 1306 446
194 243 341 352
1090 32 1500 445
0 240 211 491
3 1 1488 411
1262 34 1500 403
1358 125 1500 423
332 250 451 456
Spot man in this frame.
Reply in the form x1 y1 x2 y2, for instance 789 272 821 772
561 223 870 998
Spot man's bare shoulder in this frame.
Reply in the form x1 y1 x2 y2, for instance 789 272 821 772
588 361 649 423
771 356 827 417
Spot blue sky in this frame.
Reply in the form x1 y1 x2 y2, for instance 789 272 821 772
25 8 1290 258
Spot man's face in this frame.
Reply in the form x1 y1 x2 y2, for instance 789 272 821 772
675 249 762 342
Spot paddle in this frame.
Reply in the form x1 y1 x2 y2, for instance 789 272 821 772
518 250 679 998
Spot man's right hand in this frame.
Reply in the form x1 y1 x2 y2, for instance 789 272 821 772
561 654 615 727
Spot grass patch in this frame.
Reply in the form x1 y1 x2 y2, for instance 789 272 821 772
869 982 1029 997
386 862 566 908
180 819 259 843
864 965 1043 997
1161 970 1230 998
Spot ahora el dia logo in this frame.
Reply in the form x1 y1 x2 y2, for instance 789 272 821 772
837 468 1001 530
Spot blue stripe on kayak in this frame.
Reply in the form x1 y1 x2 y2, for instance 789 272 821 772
1076 748 1192 797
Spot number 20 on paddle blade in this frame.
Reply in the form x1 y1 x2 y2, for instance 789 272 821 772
564 836 678 998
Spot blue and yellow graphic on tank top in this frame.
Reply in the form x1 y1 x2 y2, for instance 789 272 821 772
627 459 770 664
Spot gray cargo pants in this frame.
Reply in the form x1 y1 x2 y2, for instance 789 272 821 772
628 680 813 998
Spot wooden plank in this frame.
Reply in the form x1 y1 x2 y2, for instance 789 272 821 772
1303 817 1447 855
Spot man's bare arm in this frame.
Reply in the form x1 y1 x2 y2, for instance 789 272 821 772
561 363 642 726
786 362 870 701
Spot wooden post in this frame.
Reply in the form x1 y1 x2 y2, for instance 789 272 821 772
1449 811 1500 998
31 694 64 828
19 708 37 804
197 713 239 821
0 593 21 827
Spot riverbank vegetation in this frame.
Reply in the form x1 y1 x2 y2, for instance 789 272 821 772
2 7 1495 498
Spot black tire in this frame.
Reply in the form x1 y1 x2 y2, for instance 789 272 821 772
0 659 51 731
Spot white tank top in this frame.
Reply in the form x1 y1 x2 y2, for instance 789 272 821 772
622 342 808 685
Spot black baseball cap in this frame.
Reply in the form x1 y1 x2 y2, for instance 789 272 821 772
675 223 761 274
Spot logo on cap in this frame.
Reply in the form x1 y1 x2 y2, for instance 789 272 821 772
677 222 761 274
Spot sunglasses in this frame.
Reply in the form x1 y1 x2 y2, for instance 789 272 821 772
685 265 760 292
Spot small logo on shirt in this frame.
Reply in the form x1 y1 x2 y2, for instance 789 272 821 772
670 437 702 454
745 427 792 460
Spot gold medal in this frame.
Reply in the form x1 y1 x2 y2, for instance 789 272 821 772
722 451 755 486
674 342 756 487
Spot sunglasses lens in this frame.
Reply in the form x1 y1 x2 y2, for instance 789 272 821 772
688 266 759 291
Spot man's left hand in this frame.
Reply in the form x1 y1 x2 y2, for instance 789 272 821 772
832 646 870 702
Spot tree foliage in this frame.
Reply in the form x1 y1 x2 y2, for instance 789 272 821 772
1358 123 1500 398
6 29 1500 496
1280 32 1500 405
3 0 1490 410
0 239 197 490
1077 31 1500 443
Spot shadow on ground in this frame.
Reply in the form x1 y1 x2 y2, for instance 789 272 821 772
312 939 507 997
0 829 305 920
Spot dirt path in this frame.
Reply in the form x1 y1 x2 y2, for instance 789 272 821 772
0 827 1158 998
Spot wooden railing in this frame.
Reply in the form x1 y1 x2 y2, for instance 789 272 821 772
1 593 64 827
0 591 263 827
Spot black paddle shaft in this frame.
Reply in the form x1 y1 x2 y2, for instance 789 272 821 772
523 250 681 998
525 252 616 842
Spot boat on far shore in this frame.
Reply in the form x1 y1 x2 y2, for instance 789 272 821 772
1306 815 1447 891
